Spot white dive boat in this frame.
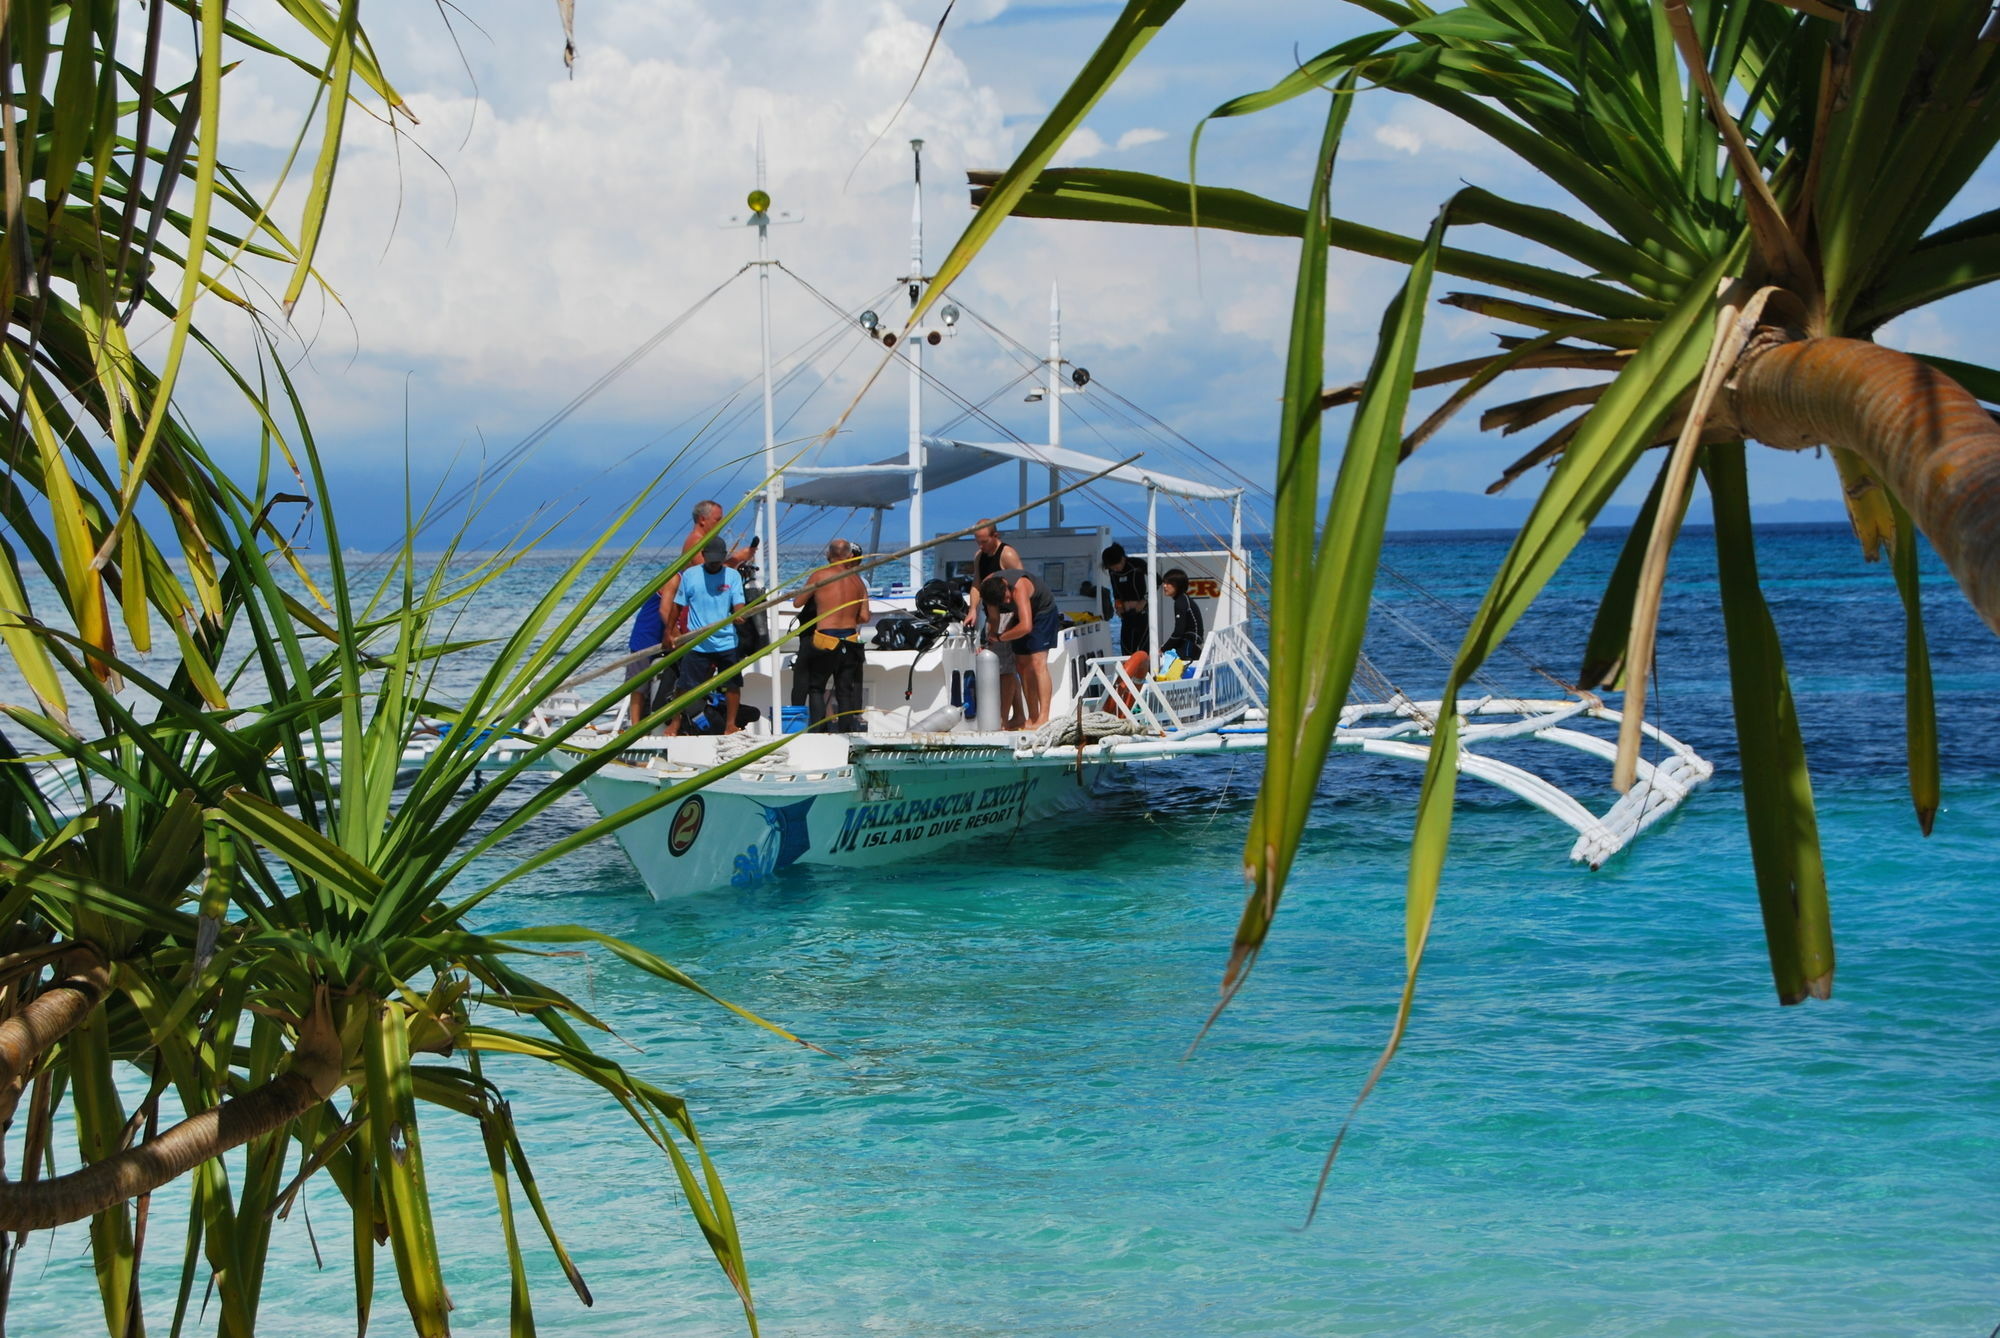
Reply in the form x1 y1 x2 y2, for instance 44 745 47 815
529 144 1713 899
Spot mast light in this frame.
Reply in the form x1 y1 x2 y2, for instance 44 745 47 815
747 188 771 214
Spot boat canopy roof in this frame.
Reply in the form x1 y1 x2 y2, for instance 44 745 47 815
781 435 1241 510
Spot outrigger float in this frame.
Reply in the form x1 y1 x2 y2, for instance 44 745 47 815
509 144 1715 898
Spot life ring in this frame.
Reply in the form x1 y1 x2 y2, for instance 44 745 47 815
1110 650 1149 715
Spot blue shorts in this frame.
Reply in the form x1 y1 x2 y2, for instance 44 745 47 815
1016 601 1062 655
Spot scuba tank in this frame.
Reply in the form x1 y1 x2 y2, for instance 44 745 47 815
914 705 961 733
973 646 1001 731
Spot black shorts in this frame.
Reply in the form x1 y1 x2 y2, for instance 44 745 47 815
677 644 742 694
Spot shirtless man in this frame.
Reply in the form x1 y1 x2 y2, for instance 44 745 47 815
793 538 872 732
627 499 755 729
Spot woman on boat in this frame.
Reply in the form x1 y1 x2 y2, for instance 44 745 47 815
978 568 1060 728
1159 568 1205 663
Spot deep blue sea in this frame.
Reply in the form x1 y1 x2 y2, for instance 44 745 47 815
12 523 2000 1336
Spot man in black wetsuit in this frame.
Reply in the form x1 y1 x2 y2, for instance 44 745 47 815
1101 542 1149 658
1158 567 1205 663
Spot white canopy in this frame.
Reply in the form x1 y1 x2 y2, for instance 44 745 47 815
781 435 1241 510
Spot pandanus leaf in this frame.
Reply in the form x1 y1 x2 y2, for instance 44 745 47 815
365 1000 450 1337
1578 459 1676 692
1702 442 1834 1003
920 0 1189 323
1296 256 1735 1218
1234 80 1431 997
968 166 1655 319
1890 497 1941 835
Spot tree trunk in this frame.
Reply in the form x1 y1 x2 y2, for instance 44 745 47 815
1725 337 2000 634
0 1000 342 1231
0 949 110 1094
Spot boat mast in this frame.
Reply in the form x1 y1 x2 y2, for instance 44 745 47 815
753 132 783 731
1047 282 1063 528
906 139 926 593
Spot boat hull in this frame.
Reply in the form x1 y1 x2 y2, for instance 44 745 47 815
583 754 1106 897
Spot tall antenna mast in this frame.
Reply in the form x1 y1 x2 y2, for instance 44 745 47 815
722 134 799 735
754 129 778 594
906 138 926 593
751 129 784 732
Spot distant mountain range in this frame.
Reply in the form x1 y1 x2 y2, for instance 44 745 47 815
1384 488 1848 532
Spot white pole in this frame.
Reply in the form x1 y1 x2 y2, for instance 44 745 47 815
755 136 783 733
1047 281 1062 529
1146 482 1160 669
1230 491 1244 628
907 139 926 595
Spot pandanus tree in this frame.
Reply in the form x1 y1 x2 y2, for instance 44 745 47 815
923 0 2000 1172
0 2 786 1334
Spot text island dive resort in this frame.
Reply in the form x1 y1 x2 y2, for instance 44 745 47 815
4 2 2000 1335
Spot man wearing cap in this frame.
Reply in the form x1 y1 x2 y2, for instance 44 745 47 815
627 499 755 729
664 535 748 736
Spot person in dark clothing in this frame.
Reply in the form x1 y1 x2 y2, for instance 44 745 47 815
971 521 1022 582
961 520 1025 629
1101 542 1150 657
1158 568 1205 662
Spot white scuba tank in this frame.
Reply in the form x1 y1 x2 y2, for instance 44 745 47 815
973 647 1001 731
914 705 961 733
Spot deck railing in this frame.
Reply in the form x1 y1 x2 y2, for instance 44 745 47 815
1075 619 1268 736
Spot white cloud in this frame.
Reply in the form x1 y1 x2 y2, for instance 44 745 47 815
168 0 1317 482
1061 127 1108 159
1116 127 1168 151
1366 102 1495 159
223 2 1015 436
1373 123 1425 156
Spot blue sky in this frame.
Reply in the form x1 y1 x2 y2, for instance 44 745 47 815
170 0 1999 551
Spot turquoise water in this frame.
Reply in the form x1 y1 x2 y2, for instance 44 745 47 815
14 525 2000 1335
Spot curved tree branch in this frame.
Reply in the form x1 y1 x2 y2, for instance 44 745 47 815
0 992 343 1231
0 947 110 1092
1725 337 2000 635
